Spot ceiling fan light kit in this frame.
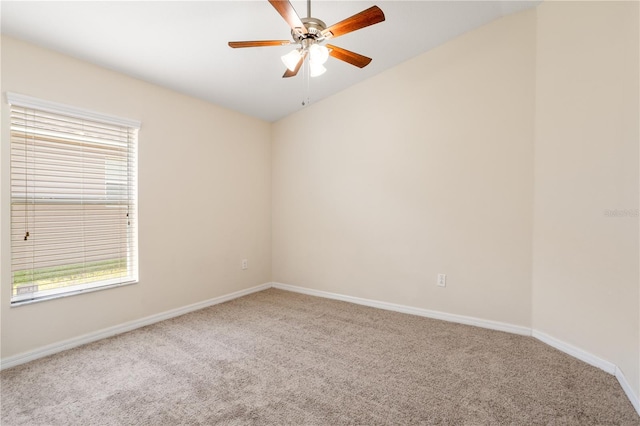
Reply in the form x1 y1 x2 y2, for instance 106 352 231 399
309 61 326 78
308 44 329 65
281 49 303 71
229 0 385 79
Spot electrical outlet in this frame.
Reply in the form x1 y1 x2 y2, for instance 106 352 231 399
437 273 446 287
241 259 248 270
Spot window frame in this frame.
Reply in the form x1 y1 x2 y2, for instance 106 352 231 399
6 92 140 306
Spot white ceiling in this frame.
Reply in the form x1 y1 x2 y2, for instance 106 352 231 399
1 1 539 122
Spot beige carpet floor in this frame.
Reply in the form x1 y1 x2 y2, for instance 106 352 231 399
1 288 638 425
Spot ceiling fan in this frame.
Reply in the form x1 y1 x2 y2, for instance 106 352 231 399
228 0 385 78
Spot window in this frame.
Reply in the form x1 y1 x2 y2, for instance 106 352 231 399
8 93 139 305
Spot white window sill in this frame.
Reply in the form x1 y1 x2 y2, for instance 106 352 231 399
10 280 139 307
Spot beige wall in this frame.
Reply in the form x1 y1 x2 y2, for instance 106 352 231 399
272 10 537 327
532 1 639 395
0 36 272 358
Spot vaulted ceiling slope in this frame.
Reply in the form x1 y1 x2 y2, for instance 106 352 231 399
1 1 539 122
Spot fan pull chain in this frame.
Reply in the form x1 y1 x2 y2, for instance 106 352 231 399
302 57 310 106
301 58 305 106
306 57 311 105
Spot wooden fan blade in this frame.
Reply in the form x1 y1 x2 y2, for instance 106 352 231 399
283 52 306 78
321 6 385 39
326 44 372 68
228 40 291 48
268 0 308 34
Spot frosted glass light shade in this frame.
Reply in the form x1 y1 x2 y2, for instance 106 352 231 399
281 49 302 71
309 61 327 77
309 44 329 65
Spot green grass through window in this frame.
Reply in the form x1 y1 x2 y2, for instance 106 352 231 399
13 258 128 294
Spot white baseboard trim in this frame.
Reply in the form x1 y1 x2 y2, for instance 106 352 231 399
0 282 272 371
616 366 640 416
530 329 616 374
271 282 531 336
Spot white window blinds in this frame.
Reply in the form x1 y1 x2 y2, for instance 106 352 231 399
8 93 139 304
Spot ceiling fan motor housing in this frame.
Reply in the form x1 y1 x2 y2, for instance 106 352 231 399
292 17 327 43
